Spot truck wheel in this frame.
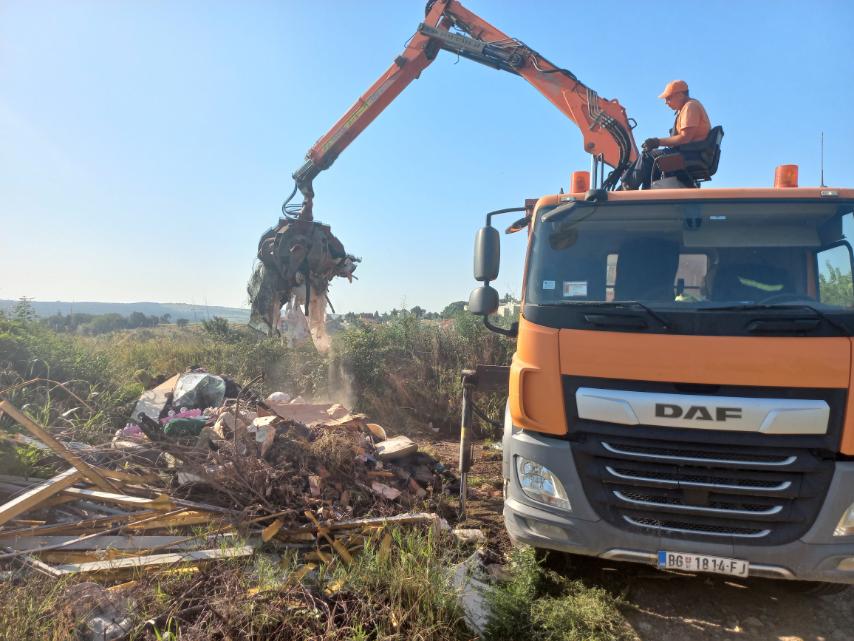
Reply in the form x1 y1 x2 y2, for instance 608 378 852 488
781 580 849 596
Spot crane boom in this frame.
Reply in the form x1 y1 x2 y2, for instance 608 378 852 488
248 1 640 340
292 0 637 220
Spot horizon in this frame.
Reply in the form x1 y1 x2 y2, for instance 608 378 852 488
0 294 490 316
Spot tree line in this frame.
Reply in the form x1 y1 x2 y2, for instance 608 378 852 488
42 311 191 334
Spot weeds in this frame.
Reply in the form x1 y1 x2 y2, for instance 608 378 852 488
0 576 76 641
484 546 635 641
329 527 468 640
119 528 468 641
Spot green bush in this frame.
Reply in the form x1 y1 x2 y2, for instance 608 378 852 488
331 315 513 433
484 547 634 641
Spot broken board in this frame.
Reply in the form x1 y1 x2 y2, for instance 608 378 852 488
375 435 418 461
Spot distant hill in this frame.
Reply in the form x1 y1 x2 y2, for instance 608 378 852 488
0 300 250 324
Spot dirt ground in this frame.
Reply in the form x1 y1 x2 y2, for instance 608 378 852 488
431 438 854 641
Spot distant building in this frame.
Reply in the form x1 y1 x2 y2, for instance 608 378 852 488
497 298 521 319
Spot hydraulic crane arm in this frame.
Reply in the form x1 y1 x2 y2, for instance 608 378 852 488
248 1 640 341
291 0 638 221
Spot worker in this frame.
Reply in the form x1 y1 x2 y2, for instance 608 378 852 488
621 80 711 190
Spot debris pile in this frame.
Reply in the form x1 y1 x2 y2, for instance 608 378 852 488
0 370 456 585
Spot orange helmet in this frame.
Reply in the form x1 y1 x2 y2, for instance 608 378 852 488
659 79 689 99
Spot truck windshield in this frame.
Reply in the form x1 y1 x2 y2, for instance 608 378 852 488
526 200 854 310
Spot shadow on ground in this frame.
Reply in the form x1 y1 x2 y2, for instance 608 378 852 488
552 554 852 641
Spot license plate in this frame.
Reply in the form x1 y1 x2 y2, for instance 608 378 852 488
657 551 749 577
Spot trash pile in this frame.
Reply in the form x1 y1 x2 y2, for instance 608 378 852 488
0 369 456 585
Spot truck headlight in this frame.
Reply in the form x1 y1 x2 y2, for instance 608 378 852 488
515 456 571 510
834 503 854 536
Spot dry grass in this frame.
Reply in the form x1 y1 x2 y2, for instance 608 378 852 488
115 528 467 641
0 576 77 641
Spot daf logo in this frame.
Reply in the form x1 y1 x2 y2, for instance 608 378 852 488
655 403 742 422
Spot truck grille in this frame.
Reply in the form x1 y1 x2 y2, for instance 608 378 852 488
572 431 835 545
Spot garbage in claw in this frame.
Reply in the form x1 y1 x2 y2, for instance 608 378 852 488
247 218 359 352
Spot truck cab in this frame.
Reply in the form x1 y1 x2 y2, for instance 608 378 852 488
480 185 854 587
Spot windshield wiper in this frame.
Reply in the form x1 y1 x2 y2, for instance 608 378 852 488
698 303 848 335
617 301 673 330
557 301 672 330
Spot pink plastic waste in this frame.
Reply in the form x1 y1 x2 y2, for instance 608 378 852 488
121 423 143 437
160 408 204 425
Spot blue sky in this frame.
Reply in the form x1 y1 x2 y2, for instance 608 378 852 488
2 1 852 313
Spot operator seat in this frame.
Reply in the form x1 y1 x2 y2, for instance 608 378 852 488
651 126 725 189
710 263 795 302
614 238 680 301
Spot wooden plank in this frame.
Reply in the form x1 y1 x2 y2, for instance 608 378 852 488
29 494 80 510
1 535 219 551
1 545 63 577
74 500 131 516
0 469 82 527
0 509 191 560
276 512 440 538
38 550 136 564
262 518 285 543
124 511 216 531
0 399 118 493
6 519 45 527
61 487 175 510
53 545 254 574
98 468 161 485
264 401 363 426
0 511 162 538
58 488 231 516
374 435 418 461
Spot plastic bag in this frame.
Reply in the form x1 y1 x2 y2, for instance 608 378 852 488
162 417 208 438
171 373 226 410
281 299 311 347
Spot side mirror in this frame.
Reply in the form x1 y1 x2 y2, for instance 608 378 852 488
468 285 499 316
473 226 500 282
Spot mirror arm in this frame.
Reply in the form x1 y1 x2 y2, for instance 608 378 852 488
483 316 518 338
486 206 527 226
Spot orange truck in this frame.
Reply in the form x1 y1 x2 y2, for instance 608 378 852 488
251 1 854 592
469 177 854 594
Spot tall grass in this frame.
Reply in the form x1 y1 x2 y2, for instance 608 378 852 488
0 576 76 641
0 312 512 445
332 313 513 432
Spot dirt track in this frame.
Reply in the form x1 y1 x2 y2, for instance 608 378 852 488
433 438 854 641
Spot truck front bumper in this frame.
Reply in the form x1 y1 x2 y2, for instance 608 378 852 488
503 427 854 585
